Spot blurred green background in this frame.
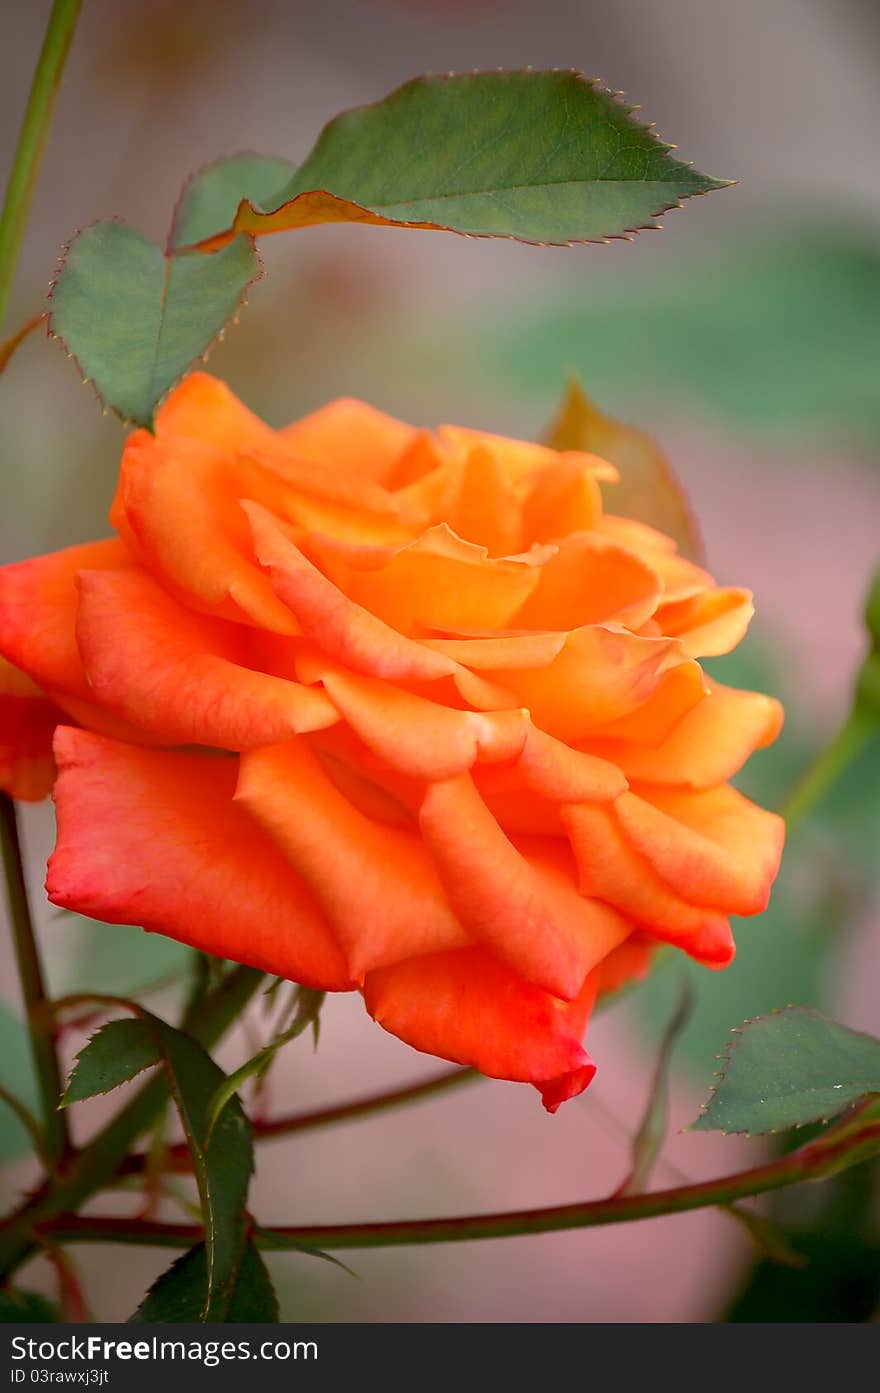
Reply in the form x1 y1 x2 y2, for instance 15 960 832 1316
1 0 879 1322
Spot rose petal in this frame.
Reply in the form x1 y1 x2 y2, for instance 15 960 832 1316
616 784 785 915
522 457 607 544
154 372 277 452
0 538 130 699
421 630 567 670
563 801 736 965
0 659 61 801
76 568 338 750
501 626 688 742
586 659 707 744
363 946 599 1111
444 444 523 556
280 397 415 484
47 728 352 990
112 430 299 634
656 588 754 657
306 524 546 635
245 501 457 681
513 532 662 631
420 774 631 999
319 665 529 780
236 739 470 980
486 724 628 803
591 681 783 787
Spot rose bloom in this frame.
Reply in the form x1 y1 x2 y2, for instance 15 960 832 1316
0 375 784 1109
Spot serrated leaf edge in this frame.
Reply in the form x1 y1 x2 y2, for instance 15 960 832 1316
61 1018 160 1107
47 217 264 428
688 1005 880 1137
187 70 732 255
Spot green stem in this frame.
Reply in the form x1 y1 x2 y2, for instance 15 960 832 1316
782 711 874 829
0 964 264 1280
31 1105 880 1253
0 793 69 1167
0 0 83 335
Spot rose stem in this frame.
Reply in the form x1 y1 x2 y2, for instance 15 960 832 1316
31 1101 880 1253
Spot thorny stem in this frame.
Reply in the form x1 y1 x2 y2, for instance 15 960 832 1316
28 1102 880 1254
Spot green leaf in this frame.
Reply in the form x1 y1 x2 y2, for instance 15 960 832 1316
691 1007 880 1136
190 72 728 251
62 1018 161 1104
48 221 261 426
139 1012 254 1321
130 1241 279 1324
543 376 702 558
171 154 296 250
62 1007 253 1320
0 1288 59 1323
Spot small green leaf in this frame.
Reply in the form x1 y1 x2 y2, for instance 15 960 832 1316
192 71 729 251
48 221 261 426
171 154 296 250
690 1007 880 1136
62 1018 161 1105
62 1005 253 1321
130 1241 279 1324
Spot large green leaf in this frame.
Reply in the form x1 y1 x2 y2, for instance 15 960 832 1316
130 1241 278 1324
484 224 880 447
691 1007 880 1136
190 72 728 250
61 1008 253 1321
48 222 261 426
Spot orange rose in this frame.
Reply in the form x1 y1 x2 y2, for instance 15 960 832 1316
0 374 784 1109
